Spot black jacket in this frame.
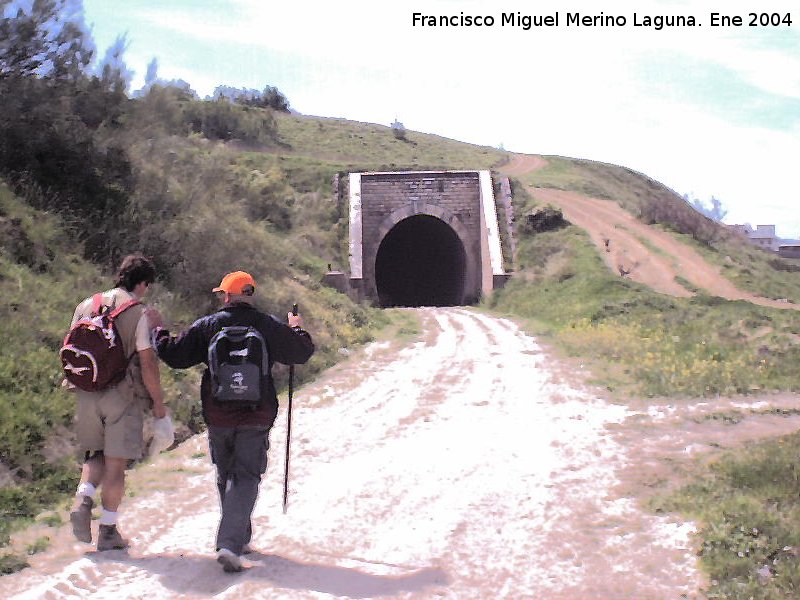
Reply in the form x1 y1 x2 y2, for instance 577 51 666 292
154 302 314 428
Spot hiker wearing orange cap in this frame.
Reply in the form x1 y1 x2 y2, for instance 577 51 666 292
212 271 257 295
148 271 314 572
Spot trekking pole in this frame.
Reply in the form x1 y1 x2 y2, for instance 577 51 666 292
282 303 298 514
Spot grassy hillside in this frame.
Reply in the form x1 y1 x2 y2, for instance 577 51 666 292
2 105 799 585
272 113 506 172
0 186 100 541
525 155 800 302
489 162 800 398
487 157 800 599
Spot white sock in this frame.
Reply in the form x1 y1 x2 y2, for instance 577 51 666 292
99 509 118 526
76 482 96 499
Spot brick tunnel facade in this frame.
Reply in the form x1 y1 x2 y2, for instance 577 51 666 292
347 171 505 307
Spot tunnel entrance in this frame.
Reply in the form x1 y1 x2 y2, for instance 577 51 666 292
375 214 467 307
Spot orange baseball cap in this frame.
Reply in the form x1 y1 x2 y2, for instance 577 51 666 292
212 271 257 294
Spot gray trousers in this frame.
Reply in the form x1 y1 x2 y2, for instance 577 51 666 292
208 425 270 555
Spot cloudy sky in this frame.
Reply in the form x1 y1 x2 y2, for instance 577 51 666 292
82 0 800 238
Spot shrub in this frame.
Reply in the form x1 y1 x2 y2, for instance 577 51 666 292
638 193 727 245
391 119 407 141
182 100 277 144
0 553 28 575
519 206 568 235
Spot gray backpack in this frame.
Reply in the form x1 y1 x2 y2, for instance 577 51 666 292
208 326 269 406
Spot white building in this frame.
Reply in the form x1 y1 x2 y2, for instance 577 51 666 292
728 224 781 252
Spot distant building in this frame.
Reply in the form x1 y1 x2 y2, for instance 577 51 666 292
779 245 800 259
728 223 781 252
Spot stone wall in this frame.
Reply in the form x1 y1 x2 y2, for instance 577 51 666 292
347 170 506 305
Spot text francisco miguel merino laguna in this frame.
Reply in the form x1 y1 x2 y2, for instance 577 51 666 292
411 11 795 30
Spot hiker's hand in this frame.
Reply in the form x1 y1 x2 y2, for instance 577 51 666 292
288 312 304 329
149 414 174 456
145 307 164 330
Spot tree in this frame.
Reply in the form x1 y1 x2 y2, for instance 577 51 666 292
97 34 132 93
0 0 134 261
211 83 290 112
0 0 94 82
260 85 289 112
133 57 198 100
688 194 728 223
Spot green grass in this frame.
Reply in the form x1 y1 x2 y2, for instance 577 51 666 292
629 229 672 259
669 230 800 303
0 185 106 545
37 513 63 528
528 156 800 304
273 113 506 172
653 432 800 599
383 308 422 339
525 155 668 214
488 198 800 398
25 536 49 555
674 276 703 295
488 171 800 595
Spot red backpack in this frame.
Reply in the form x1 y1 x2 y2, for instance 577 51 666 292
60 294 141 392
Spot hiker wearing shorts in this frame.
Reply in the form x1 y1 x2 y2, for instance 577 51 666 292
149 271 314 572
68 254 168 551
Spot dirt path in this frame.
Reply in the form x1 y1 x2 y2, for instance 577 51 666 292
0 310 685 599
497 153 549 178
4 308 800 598
499 154 799 310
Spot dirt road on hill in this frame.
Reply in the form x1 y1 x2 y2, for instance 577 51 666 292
499 153 800 310
497 153 548 177
5 308 800 599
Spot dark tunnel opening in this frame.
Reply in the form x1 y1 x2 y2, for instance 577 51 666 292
375 215 467 307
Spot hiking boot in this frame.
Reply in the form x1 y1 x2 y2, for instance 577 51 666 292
241 543 253 555
97 524 129 551
216 548 243 572
69 496 93 543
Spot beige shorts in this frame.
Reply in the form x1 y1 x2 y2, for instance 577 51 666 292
75 382 144 460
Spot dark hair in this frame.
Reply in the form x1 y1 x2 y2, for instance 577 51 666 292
114 254 156 292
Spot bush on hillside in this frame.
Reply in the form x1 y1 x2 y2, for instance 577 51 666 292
128 83 193 136
520 206 568 235
213 84 290 112
768 257 800 273
229 163 293 229
183 100 277 144
638 192 726 245
391 119 407 141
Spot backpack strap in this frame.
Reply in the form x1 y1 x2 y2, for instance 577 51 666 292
109 299 141 320
91 293 103 316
